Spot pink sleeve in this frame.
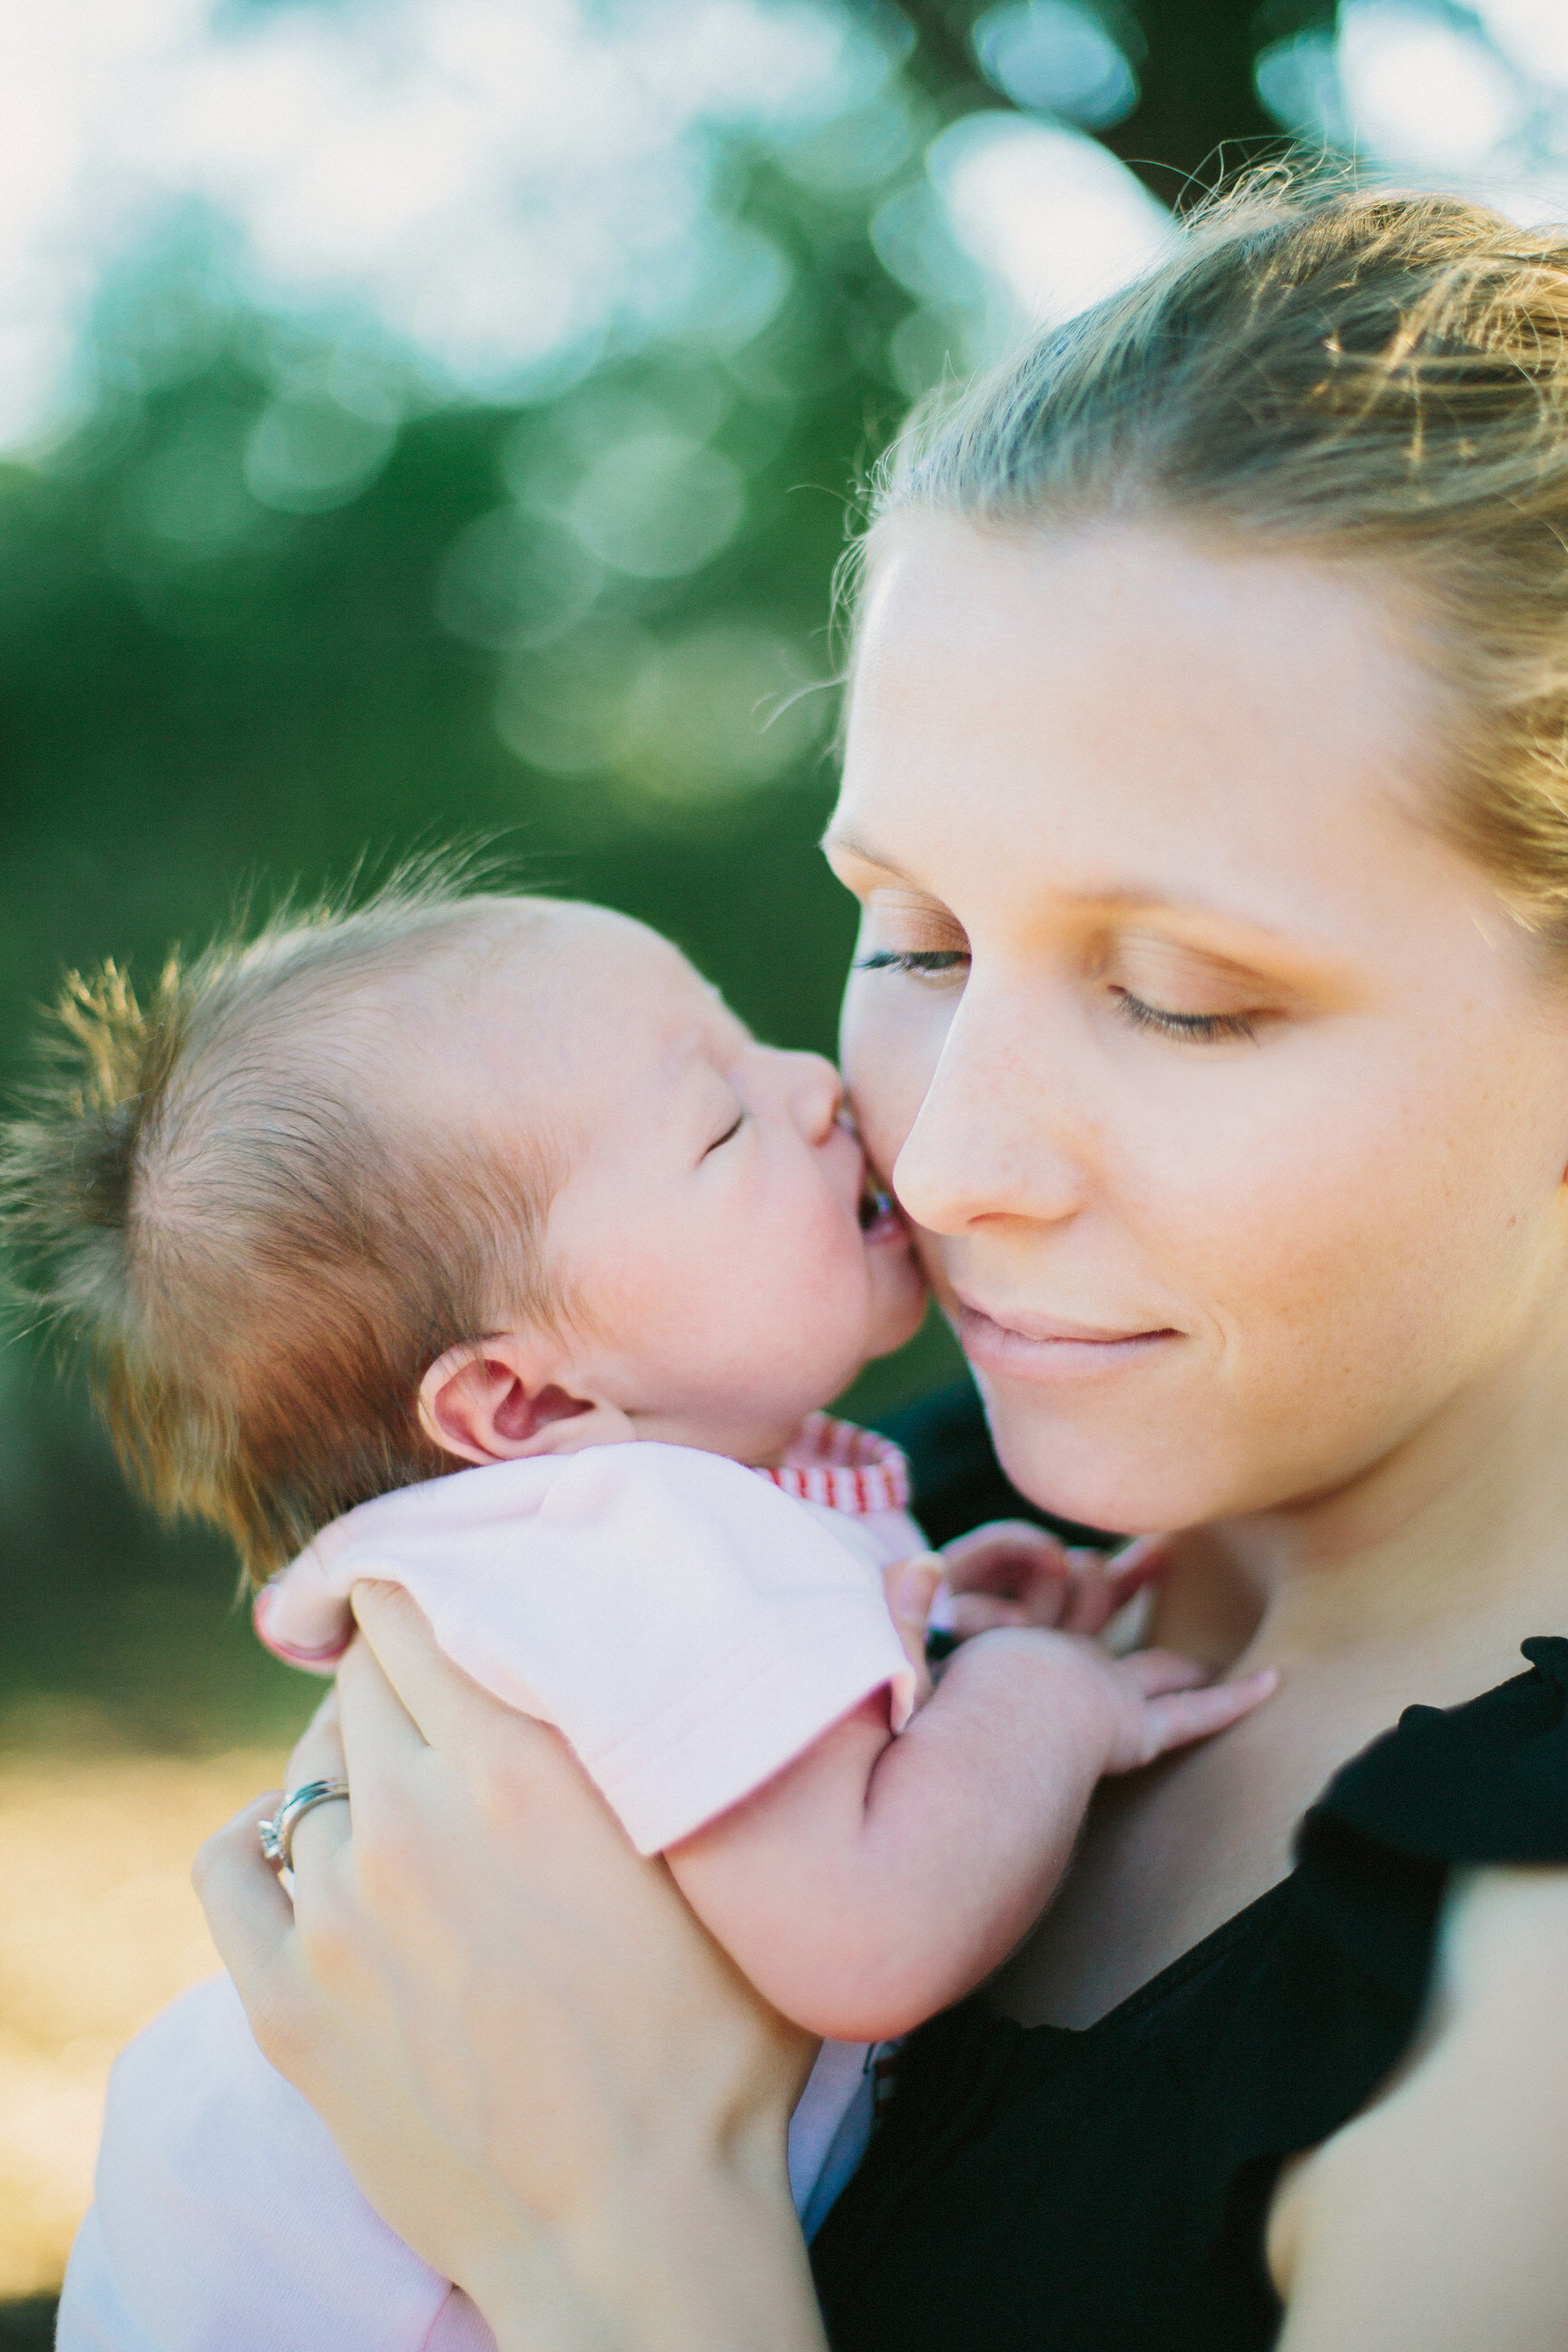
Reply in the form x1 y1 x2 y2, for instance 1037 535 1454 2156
254 1445 916 1856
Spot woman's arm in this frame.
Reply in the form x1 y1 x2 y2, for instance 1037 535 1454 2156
195 1581 828 2352
1267 1865 1568 2348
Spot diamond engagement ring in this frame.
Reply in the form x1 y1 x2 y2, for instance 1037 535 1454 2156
260 1779 351 1872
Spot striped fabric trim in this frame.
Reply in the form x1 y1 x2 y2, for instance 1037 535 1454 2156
755 1413 912 1516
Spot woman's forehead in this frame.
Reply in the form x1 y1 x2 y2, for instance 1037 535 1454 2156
849 510 1429 741
835 512 1467 946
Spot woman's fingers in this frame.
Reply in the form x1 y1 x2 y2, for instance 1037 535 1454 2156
348 1578 515 1756
285 1684 346 1788
192 1792 295 1991
337 1611 429 1749
199 1608 820 2343
286 1782 355 1883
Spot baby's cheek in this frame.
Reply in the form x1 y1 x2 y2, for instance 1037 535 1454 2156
840 985 936 1174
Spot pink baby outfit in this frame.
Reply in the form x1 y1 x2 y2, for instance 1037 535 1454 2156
59 1418 929 2352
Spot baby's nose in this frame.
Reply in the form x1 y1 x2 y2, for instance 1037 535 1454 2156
783 1051 844 1141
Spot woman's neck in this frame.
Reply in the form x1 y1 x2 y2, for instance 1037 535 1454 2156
998 1316 1568 2034
1156 1312 1568 1701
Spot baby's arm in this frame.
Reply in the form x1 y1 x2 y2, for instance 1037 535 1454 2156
667 1630 1273 2043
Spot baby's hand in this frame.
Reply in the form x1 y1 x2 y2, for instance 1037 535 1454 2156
880 1554 943 1708
940 1521 1170 1640
981 1631 1276 1773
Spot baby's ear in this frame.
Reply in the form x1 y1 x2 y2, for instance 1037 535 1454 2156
417 1337 635 1465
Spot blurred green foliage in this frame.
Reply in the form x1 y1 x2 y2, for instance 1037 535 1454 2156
0 0 1273 1754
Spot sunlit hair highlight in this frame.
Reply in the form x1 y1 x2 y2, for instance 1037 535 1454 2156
0 865 570 1582
854 165 1568 942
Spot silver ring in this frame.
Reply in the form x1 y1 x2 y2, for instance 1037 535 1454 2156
260 1778 350 1872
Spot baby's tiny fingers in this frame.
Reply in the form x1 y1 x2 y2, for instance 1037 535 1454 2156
1102 1534 1174 1601
883 1555 941 1702
942 1522 1072 1597
1057 1551 1135 1635
1118 1646 1214 1698
1140 1669 1279 1761
946 1590 1040 1635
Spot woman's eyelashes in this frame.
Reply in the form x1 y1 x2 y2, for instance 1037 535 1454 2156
857 944 1273 1042
853 947 970 980
1109 987 1261 1044
1102 931 1279 1043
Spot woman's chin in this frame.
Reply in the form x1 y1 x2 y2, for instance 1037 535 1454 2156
975 1381 1230 1536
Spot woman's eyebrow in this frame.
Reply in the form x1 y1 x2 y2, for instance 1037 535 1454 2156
820 827 909 877
1057 885 1284 935
824 837 1283 942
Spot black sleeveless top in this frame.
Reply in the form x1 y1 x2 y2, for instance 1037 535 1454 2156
815 1388 1568 2351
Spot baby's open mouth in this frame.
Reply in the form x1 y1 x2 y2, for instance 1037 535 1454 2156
858 1181 900 1239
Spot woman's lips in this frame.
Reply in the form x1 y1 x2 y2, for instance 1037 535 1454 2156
957 1301 1180 1379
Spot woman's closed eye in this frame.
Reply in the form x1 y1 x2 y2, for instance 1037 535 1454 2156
1104 931 1283 1045
855 936 1282 1040
1110 988 1261 1044
854 948 970 982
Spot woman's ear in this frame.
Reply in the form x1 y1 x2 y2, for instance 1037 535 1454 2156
417 1335 635 1465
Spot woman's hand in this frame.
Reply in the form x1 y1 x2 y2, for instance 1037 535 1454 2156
194 1582 826 2352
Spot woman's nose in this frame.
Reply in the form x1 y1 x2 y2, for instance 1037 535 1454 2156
892 995 1089 1236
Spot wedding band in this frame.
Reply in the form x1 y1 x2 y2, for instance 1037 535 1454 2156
260 1778 351 1872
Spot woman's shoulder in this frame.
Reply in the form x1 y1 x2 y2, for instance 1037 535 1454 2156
1188 1639 1568 2290
813 1638 1568 2352
1307 1635 1568 1868
1189 1638 1568 2251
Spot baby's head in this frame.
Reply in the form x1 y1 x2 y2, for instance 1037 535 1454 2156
0 876 924 1579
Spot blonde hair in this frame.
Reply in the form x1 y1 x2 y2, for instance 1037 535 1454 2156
859 170 1568 940
0 870 569 1581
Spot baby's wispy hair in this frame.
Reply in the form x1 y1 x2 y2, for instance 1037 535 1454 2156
0 861 570 1581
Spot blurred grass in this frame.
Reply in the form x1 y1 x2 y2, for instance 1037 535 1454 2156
0 1743 295 2301
0 2299 55 2349
0 2 1269 2304
0 0 1263 1763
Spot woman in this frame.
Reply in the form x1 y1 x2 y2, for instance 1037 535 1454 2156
198 177 1568 2348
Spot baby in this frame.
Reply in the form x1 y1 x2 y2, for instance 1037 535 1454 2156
5 878 1271 2352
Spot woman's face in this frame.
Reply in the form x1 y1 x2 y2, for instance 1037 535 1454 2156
829 514 1568 1535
